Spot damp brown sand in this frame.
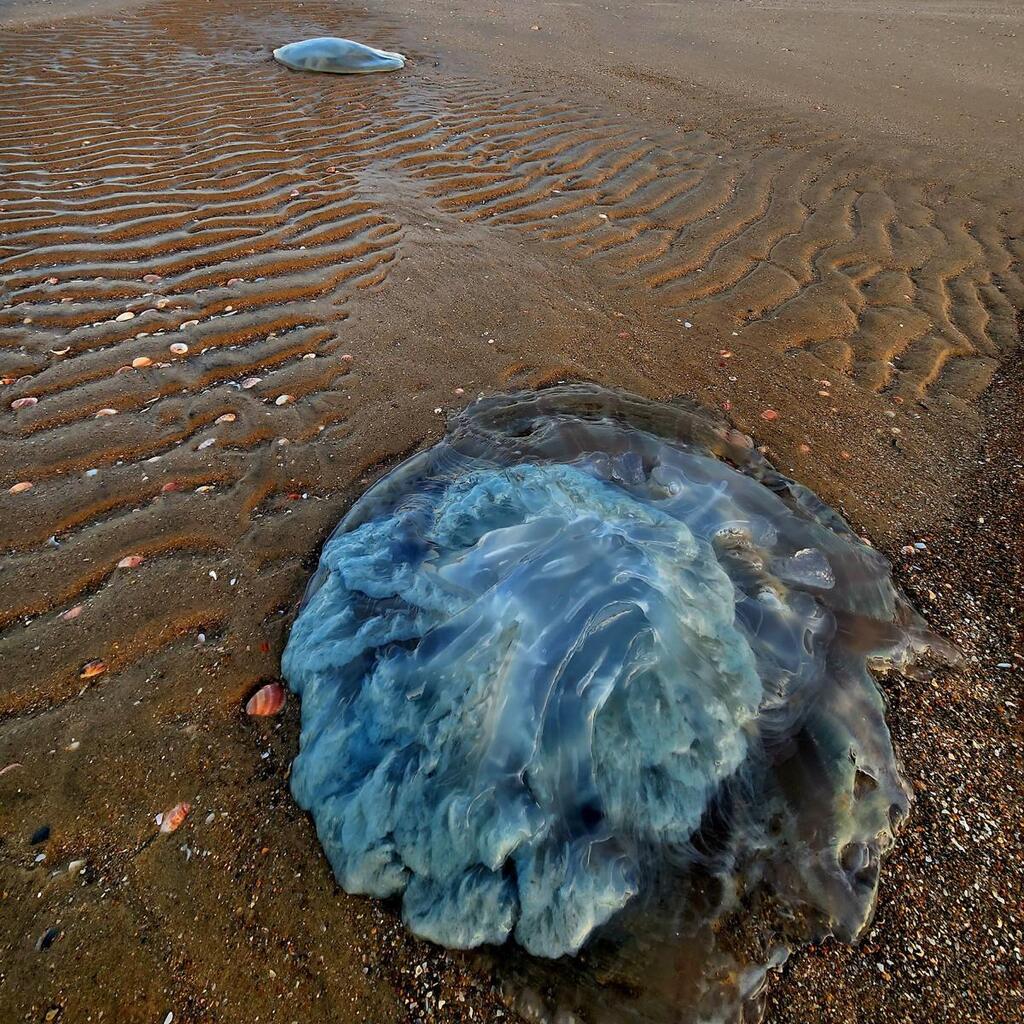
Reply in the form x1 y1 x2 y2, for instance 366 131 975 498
0 1 1020 1022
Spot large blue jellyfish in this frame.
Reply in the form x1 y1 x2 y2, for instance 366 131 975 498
283 386 953 1019
272 37 405 75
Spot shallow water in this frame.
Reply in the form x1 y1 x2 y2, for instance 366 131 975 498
283 385 955 1022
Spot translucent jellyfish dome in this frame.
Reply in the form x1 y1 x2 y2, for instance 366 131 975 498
282 385 953 1022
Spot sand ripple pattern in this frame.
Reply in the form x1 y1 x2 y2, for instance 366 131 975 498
0 0 1020 710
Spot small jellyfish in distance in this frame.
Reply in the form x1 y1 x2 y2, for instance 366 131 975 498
282 384 957 1024
272 37 405 75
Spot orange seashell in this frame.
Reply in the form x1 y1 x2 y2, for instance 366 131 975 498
11 397 37 410
759 409 779 422
95 408 118 417
246 682 286 717
80 659 107 679
117 555 144 569
132 356 153 369
61 605 84 621
158 801 190 834
160 480 182 493
8 481 33 494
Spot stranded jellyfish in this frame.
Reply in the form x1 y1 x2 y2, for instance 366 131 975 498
283 386 954 1022
272 37 405 75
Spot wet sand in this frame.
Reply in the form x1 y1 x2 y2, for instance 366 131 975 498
0 1 1020 1022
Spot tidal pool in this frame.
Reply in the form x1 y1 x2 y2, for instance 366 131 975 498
283 385 954 1021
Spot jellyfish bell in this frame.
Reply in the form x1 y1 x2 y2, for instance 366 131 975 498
283 385 956 1022
272 37 406 75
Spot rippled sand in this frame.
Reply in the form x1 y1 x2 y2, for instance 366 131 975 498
0 1 1020 1022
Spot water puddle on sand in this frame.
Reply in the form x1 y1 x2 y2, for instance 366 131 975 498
282 385 957 1023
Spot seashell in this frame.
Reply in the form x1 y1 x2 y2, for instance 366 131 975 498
195 485 215 493
274 394 295 406
132 356 153 368
115 366 133 375
8 481 33 494
11 396 38 410
61 605 84 621
157 801 191 834
241 377 261 389
340 354 353 363
161 481 182 493
0 762 24 777
302 352 316 360
46 276 59 285
180 319 199 330
79 659 107 679
454 387 465 396
169 342 188 355
197 437 216 450
759 409 779 422
246 682 286 717
215 413 236 424
117 554 144 569
155 298 171 309
50 347 71 356
95 408 118 417
142 273 162 284
115 311 136 322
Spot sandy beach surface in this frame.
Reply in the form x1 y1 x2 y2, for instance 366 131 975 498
0 1 1020 1022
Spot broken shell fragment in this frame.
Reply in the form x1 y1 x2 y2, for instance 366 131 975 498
61 605 84 621
95 408 118 417
8 481 33 494
11 397 38 410
142 273 162 284
117 555 144 569
241 377 261 389
157 801 191 834
246 682 286 717
215 413 236 424
759 409 779 421
79 660 107 679
169 342 189 355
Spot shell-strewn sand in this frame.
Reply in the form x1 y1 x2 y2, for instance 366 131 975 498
0 1 1020 1022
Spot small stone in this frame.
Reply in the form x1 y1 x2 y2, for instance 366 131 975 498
115 311 136 322
274 394 295 406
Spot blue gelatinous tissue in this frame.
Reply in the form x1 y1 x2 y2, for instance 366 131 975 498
283 386 955 1020
272 37 405 75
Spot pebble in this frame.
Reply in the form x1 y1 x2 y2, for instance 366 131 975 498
115 311 135 322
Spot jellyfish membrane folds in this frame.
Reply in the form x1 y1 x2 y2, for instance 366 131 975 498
272 37 405 74
283 385 955 1022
